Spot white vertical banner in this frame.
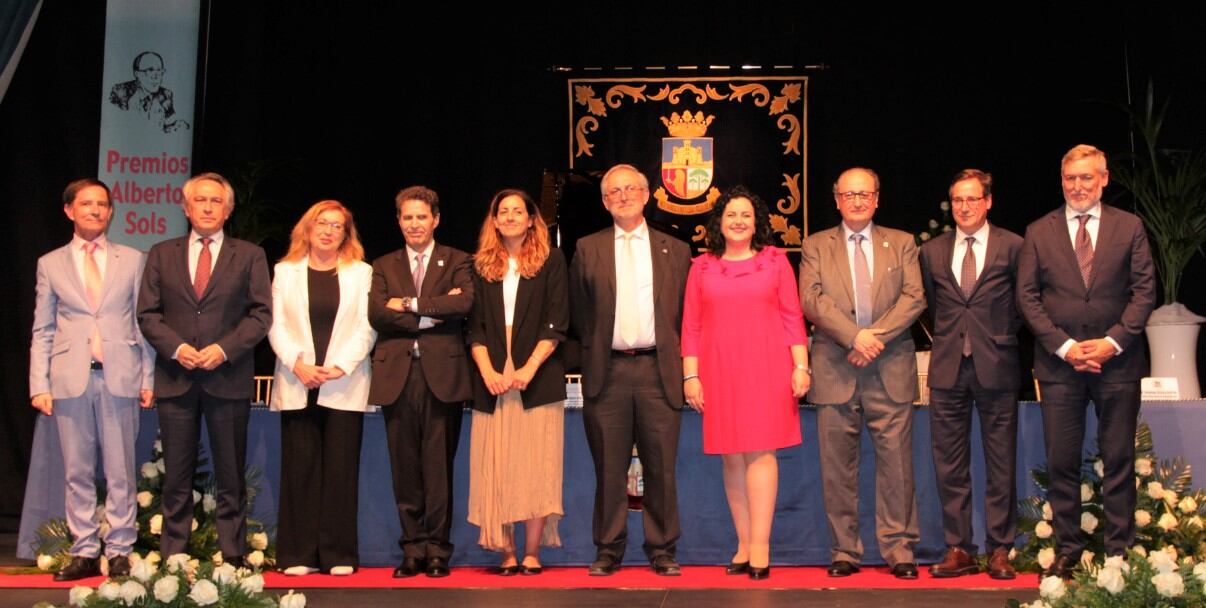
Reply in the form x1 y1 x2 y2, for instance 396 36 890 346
98 0 200 251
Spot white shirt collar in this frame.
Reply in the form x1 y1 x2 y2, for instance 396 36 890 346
190 229 225 246
614 219 649 241
956 222 991 244
842 221 874 241
1064 201 1101 221
406 240 435 260
71 233 108 251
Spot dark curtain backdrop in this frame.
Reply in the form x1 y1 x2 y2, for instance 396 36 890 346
2 3 1203 526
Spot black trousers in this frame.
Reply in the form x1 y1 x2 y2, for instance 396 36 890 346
582 352 682 562
157 384 249 559
929 356 1018 554
383 358 463 560
276 392 364 570
1041 378 1141 557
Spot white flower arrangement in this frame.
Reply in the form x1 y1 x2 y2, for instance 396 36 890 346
1016 547 1206 607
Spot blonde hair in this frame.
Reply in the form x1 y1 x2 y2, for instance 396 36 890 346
1062 144 1107 174
474 189 550 282
281 200 365 266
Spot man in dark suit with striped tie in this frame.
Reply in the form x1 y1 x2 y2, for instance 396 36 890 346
920 169 1023 580
1016 144 1156 578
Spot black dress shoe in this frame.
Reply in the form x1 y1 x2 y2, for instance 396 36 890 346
891 562 919 580
651 555 681 576
54 556 101 581
1042 554 1077 580
726 561 750 575
827 560 860 577
748 565 771 580
589 554 620 576
495 564 521 576
392 557 425 578
426 556 450 578
108 555 132 577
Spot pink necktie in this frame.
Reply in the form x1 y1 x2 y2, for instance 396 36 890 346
84 243 104 363
960 236 976 356
851 234 872 327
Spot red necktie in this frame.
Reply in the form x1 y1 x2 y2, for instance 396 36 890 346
194 237 212 298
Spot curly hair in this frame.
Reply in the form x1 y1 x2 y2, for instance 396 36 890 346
703 185 774 256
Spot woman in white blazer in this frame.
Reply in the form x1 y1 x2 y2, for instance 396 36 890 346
268 200 376 576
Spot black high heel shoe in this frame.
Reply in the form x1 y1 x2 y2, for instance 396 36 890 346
748 565 771 580
725 561 750 575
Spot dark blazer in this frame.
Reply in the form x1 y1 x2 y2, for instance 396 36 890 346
468 248 569 413
367 243 475 405
920 225 1024 391
1016 204 1156 383
137 234 272 400
569 226 691 407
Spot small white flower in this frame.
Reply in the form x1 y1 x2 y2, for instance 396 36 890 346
193 490 202 504
1190 515 1204 528
148 514 162 535
1081 483 1094 502
1163 545 1179 562
942 225 952 232
1008 548 1018 560
1179 496 1198 513
240 573 265 594
203 494 217 513
1134 545 1148 557
188 559 200 573
1152 571 1185 597
1148 481 1165 500
119 580 146 605
1164 490 1180 508
1042 502 1053 521
130 558 156 582
1034 520 1053 539
154 459 165 474
250 531 268 551
1136 509 1152 527
189 578 220 606
153 439 162 453
212 563 238 585
280 590 307 608
190 518 198 532
247 550 265 568
136 491 153 508
212 551 224 565
939 201 950 211
1096 565 1126 594
153 575 179 602
144 551 160 565
1038 575 1067 599
1081 511 1099 533
928 219 939 229
1149 547 1179 573
919 232 931 242
1080 550 1095 566
68 585 94 606
140 462 159 479
1094 459 1104 477
1104 554 1130 573
1158 512 1179 531
1193 561 1206 583
1136 458 1153 476
165 553 191 573
36 554 55 571
1037 547 1056 570
97 581 121 601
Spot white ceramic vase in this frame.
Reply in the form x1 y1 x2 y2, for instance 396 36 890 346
1145 303 1205 400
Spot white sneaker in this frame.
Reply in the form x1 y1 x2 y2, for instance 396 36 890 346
283 566 318 576
329 565 354 576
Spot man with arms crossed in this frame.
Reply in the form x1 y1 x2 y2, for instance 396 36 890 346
138 172 272 566
920 169 1023 579
570 164 691 576
368 186 474 578
799 167 926 579
31 179 154 580
1017 144 1155 578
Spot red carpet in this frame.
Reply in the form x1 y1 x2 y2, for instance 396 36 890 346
1 566 1038 590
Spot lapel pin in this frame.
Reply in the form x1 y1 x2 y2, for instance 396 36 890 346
437 260 445 267
662 248 668 254
882 242 889 248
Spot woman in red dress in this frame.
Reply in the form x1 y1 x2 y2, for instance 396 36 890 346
681 186 810 580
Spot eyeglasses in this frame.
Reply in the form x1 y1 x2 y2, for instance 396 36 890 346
837 191 877 203
605 184 647 199
950 196 986 208
136 68 165 76
315 219 345 233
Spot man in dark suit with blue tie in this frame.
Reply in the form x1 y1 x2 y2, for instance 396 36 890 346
1017 144 1156 578
920 169 1023 580
138 172 272 566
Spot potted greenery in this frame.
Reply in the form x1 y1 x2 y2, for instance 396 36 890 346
1110 83 1206 399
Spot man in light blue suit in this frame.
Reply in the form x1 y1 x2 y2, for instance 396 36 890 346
29 179 154 581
